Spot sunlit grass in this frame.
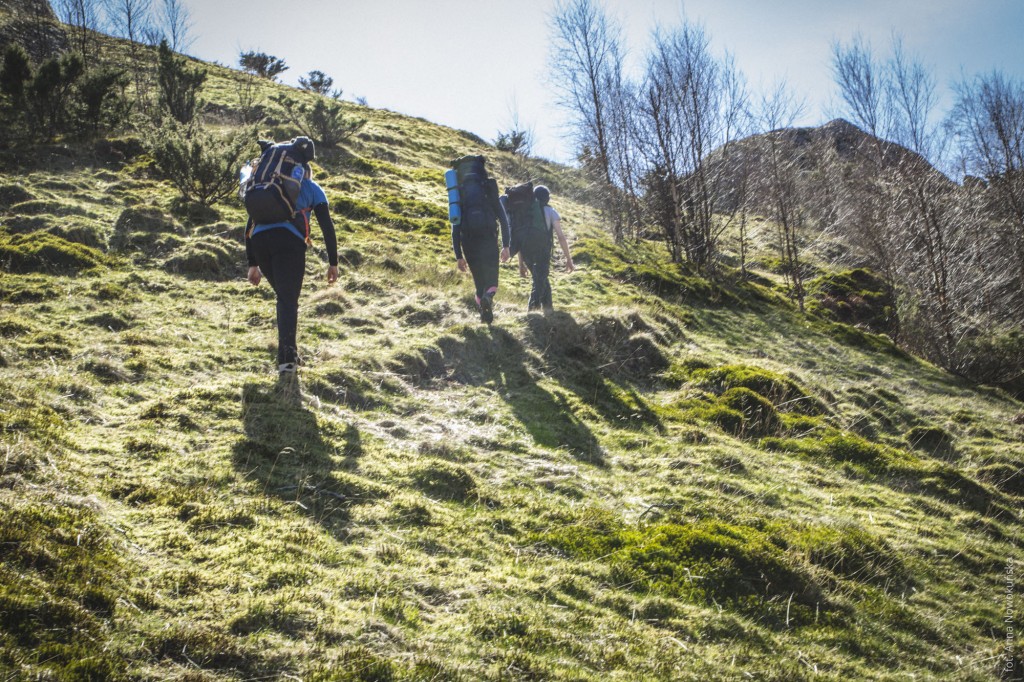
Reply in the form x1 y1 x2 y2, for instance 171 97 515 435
0 25 1020 681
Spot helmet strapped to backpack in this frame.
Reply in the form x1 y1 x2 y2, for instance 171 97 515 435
241 137 314 226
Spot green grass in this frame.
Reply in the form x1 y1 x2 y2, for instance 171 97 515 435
0 25 1021 681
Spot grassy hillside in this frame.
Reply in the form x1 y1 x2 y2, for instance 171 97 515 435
1 39 1023 681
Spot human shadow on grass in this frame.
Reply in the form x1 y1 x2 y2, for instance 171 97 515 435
432 325 605 464
232 378 377 537
523 311 664 433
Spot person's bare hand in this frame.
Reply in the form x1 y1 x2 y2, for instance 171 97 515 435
457 258 468 273
247 266 261 286
327 265 339 284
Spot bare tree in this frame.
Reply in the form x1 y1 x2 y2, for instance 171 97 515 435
104 0 153 107
826 36 900 280
550 0 627 240
753 81 808 308
829 36 1022 381
158 0 192 53
53 0 104 67
104 0 152 45
495 94 534 159
948 70 1024 377
830 33 891 148
632 22 747 270
887 36 937 156
950 71 1024 284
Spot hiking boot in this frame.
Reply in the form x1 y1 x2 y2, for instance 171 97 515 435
480 293 494 324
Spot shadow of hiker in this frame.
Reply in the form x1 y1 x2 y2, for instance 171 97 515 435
434 325 605 465
524 311 664 433
232 378 372 536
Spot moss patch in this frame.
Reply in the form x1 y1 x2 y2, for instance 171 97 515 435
0 233 106 273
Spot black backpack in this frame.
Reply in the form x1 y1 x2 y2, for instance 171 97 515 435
242 137 315 225
452 155 497 232
504 182 549 256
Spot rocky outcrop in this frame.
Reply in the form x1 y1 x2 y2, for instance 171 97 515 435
708 118 953 214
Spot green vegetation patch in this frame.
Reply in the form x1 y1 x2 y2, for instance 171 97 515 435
0 497 126 679
761 430 895 468
409 460 479 503
687 362 826 415
770 521 911 590
717 387 782 437
163 235 244 280
0 389 66 447
331 195 445 234
0 232 106 273
538 512 822 626
905 424 956 456
9 199 95 218
762 430 1002 514
573 237 736 306
806 268 897 338
0 183 36 208
110 205 186 257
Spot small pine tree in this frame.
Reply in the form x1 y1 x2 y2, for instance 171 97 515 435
0 44 32 109
149 121 254 206
494 128 532 156
26 53 85 139
77 68 130 136
239 51 288 81
298 70 341 99
272 93 365 148
157 39 206 124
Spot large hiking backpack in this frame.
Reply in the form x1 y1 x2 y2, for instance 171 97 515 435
504 181 549 256
241 137 315 225
451 155 496 232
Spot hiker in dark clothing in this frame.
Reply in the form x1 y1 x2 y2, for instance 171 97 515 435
246 175 339 375
518 185 574 312
452 178 511 323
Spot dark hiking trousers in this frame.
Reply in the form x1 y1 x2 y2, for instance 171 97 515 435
463 234 500 301
250 228 307 366
521 236 552 310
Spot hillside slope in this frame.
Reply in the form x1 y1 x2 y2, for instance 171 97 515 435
1 43 1023 681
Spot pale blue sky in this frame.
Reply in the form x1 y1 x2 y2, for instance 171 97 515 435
187 0 1024 164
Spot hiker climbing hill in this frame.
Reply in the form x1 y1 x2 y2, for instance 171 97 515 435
446 154 510 323
504 182 574 312
242 136 340 376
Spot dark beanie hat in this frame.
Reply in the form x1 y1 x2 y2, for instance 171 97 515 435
534 185 550 206
291 136 315 163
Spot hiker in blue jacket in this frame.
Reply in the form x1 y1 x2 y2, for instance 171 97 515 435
518 185 574 312
246 166 339 376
